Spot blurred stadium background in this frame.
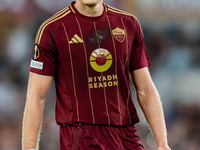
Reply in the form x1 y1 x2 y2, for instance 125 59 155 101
0 0 200 149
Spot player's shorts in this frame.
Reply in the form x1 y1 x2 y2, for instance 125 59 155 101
59 124 144 150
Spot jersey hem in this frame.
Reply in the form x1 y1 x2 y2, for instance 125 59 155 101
131 62 151 72
29 69 54 76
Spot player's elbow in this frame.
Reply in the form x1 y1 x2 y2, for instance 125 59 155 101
26 92 46 108
136 84 158 104
136 87 148 102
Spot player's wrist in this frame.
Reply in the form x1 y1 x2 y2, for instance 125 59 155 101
158 145 171 150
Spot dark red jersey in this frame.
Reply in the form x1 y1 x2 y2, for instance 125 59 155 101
30 2 151 126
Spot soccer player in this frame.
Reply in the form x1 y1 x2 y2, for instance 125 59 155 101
22 0 171 150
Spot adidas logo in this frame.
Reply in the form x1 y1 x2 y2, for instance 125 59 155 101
69 34 83 44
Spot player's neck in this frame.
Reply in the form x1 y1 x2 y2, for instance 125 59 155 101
74 1 104 17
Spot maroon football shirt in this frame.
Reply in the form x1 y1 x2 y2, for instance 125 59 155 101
30 2 151 126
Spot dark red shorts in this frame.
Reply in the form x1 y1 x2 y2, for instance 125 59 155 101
59 124 144 150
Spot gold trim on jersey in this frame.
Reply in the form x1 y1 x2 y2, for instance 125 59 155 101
62 23 80 123
104 3 108 12
75 17 96 124
35 7 69 43
107 5 135 17
121 18 129 69
70 3 75 13
93 22 111 125
106 15 123 125
108 8 134 17
107 5 144 37
126 89 132 125
35 8 71 44
120 18 131 124
35 7 70 43
93 22 101 48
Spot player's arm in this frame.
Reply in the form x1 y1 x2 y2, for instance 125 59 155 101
22 72 52 150
131 67 171 150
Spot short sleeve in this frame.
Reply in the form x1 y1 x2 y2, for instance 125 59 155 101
29 24 56 76
129 18 151 72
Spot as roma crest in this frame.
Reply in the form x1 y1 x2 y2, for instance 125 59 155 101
112 27 125 42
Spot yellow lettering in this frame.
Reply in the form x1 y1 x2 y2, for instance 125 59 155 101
94 77 97 82
88 75 118 89
113 74 117 80
99 83 103 88
88 77 93 83
113 81 118 86
107 75 112 81
104 82 107 87
108 81 113 87
102 76 107 81
94 83 98 88
97 76 102 82
89 83 93 89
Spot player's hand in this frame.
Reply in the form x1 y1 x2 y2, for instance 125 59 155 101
158 146 171 150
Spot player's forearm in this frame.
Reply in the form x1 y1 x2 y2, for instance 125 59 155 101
137 85 169 148
22 97 45 150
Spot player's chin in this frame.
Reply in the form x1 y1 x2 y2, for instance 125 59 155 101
81 0 102 6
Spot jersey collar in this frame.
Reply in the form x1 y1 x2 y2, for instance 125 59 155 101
69 2 107 21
